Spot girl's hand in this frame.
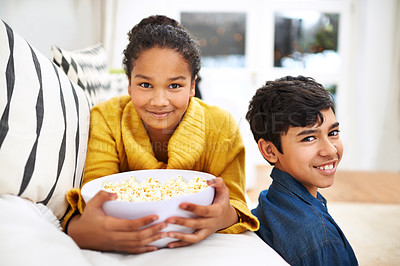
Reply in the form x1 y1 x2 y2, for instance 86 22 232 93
164 177 238 248
67 190 167 254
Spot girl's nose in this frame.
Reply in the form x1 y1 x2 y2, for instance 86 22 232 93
151 89 169 106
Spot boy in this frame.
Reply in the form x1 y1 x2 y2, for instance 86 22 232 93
246 76 358 265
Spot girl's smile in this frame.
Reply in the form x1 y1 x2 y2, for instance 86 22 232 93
147 110 174 119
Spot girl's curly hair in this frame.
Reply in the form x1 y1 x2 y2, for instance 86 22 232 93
123 15 201 81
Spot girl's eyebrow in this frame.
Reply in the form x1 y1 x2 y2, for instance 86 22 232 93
134 74 151 80
296 122 340 137
168 76 187 81
133 74 187 81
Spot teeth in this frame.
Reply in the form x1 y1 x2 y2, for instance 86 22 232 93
318 164 334 170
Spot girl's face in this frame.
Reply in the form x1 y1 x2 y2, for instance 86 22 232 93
128 47 195 137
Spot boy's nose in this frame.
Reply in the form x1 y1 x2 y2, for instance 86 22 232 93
151 89 169 106
319 138 338 157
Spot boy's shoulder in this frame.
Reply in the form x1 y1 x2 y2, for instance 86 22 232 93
255 182 333 237
257 186 326 221
254 187 334 260
255 186 354 265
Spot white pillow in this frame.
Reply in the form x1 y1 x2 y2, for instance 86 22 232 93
51 43 113 106
0 20 90 219
0 194 91 266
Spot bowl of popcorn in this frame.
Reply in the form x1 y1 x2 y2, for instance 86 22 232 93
81 169 216 248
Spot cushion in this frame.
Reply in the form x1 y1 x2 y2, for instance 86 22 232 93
109 72 129 97
0 20 90 219
0 194 92 266
91 231 288 265
51 43 112 106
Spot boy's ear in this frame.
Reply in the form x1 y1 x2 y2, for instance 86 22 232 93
257 138 279 164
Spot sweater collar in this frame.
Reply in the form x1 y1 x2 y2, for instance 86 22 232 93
121 97 205 170
168 97 206 169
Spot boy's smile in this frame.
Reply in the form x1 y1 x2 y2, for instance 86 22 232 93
262 108 343 197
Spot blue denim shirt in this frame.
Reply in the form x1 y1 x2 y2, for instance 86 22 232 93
252 168 358 266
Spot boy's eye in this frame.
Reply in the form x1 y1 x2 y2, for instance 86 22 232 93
140 82 152 88
302 136 315 142
329 129 340 137
168 84 181 89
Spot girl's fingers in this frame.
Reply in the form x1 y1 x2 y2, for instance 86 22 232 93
110 214 162 232
166 229 211 247
99 221 168 252
165 216 212 229
177 202 217 217
113 229 168 247
207 177 229 203
86 190 117 209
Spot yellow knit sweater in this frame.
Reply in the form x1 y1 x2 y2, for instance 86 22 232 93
64 96 259 233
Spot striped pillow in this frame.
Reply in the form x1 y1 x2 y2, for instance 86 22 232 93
0 20 90 219
51 43 112 106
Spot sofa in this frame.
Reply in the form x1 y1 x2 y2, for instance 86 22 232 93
0 19 287 266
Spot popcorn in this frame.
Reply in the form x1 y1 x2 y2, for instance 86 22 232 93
102 176 209 202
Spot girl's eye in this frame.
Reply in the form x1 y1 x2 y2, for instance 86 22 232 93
140 82 152 88
168 84 181 89
302 136 316 142
329 130 340 137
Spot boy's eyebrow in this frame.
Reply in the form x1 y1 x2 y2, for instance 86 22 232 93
297 129 317 137
330 122 340 130
296 122 340 136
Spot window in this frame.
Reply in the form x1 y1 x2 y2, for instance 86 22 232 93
274 11 340 73
181 12 246 67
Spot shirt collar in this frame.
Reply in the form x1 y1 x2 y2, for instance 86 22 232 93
270 167 327 206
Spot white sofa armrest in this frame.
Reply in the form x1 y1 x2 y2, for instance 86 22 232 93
0 194 287 266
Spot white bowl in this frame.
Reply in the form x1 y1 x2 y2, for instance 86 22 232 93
81 169 216 248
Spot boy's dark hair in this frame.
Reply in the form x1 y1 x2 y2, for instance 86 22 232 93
123 15 201 81
246 76 335 155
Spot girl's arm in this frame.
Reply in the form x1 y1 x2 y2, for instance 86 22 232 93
65 99 167 253
67 190 167 253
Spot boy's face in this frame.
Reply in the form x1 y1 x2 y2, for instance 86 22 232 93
270 108 343 197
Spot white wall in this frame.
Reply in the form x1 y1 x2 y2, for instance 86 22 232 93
340 0 400 171
0 0 98 58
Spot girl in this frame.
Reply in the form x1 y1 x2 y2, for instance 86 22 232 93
63 15 259 254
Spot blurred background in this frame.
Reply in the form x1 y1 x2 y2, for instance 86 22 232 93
1 1 400 264
1 0 399 189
